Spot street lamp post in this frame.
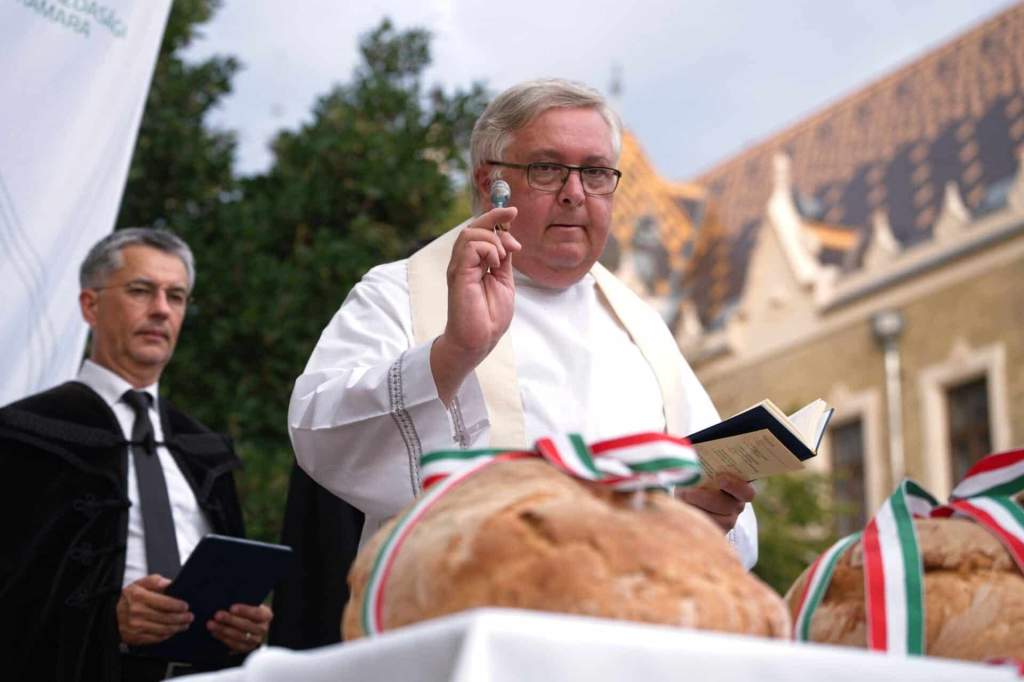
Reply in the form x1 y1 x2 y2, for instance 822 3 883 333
872 309 906 487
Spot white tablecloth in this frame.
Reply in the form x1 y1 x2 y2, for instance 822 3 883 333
183 608 1019 682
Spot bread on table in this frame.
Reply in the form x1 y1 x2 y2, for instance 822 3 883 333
785 517 1024 660
344 458 789 639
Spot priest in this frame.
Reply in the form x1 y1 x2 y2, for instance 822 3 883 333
288 78 758 570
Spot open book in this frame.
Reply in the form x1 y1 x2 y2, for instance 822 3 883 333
686 398 834 482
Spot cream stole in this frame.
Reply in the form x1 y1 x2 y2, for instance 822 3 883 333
407 223 686 447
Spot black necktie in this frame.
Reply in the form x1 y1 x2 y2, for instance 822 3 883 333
122 389 181 578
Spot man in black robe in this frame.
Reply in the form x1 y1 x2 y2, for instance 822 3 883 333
0 228 272 681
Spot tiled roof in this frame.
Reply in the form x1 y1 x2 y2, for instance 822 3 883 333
602 130 698 297
681 3 1024 323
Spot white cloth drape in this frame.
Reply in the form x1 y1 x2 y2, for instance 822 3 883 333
0 1 172 405
182 609 1018 682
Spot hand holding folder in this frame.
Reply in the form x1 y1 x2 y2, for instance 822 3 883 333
134 534 294 664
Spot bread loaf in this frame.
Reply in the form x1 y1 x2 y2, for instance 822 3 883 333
344 458 789 639
785 517 1024 660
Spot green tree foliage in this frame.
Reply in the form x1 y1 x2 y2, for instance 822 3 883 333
261 19 485 249
117 0 238 232
116 9 486 540
752 471 839 597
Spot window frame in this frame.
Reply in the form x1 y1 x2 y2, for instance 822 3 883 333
818 386 885 517
919 341 1010 497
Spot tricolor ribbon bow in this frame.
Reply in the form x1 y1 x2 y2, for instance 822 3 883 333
362 432 703 635
794 449 1024 655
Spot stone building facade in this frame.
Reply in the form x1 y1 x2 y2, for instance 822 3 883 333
606 4 1024 526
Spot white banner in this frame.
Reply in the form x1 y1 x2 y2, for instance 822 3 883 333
0 0 172 406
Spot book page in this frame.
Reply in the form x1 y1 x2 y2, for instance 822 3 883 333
786 399 827 447
692 429 806 481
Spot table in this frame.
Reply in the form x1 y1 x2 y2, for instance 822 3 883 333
183 608 1020 681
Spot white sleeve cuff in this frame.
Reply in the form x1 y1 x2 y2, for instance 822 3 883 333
727 503 759 570
398 340 490 455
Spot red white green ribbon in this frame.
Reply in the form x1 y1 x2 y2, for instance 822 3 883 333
793 533 861 640
362 432 702 635
861 481 936 654
793 448 1024 655
932 497 1024 572
951 450 1024 499
985 657 1024 676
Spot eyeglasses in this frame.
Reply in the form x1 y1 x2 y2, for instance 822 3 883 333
486 160 622 196
92 280 192 311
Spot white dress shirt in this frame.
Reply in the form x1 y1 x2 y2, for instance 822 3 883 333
77 360 211 585
289 261 758 568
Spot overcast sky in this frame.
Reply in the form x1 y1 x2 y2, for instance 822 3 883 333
187 0 1016 181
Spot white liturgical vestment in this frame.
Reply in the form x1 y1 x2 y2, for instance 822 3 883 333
288 229 758 569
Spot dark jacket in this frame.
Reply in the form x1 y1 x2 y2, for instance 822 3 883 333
268 463 363 649
0 381 244 682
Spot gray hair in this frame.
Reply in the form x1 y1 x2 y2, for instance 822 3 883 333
79 227 195 290
469 78 623 212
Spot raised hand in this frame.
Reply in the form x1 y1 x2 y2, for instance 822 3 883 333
431 207 520 404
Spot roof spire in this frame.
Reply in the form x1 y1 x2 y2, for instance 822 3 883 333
609 62 623 102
